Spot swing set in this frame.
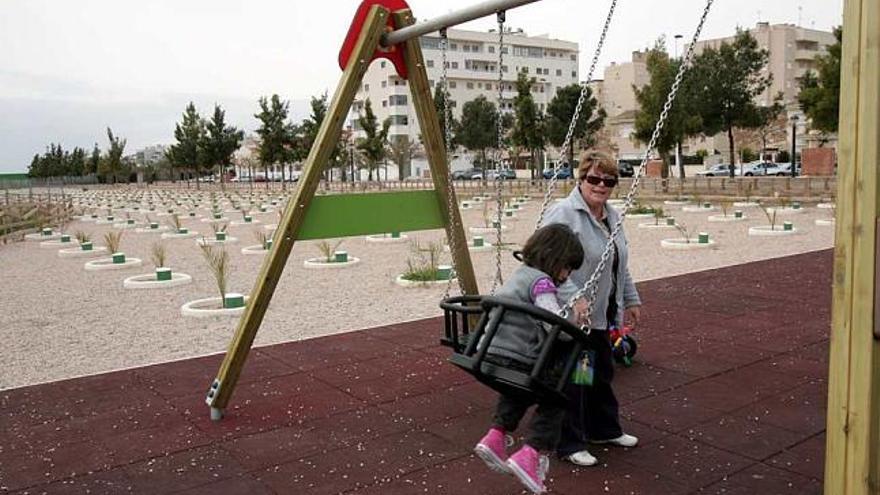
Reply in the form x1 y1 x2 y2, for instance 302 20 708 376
202 0 880 491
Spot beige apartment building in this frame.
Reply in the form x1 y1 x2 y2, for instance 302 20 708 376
348 27 579 168
596 22 837 166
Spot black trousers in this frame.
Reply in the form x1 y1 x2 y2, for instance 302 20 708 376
556 330 623 457
488 355 566 452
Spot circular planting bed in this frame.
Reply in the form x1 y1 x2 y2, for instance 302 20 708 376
135 225 171 234
395 267 457 287
25 230 62 242
230 218 262 226
303 254 361 269
196 236 239 246
123 268 193 289
623 213 655 220
445 237 494 253
39 236 78 249
637 222 677 230
200 216 230 223
58 244 108 258
660 237 716 250
241 244 271 255
817 202 835 210
815 219 835 226
161 230 199 240
681 205 716 213
84 254 143 271
765 206 804 215
181 293 249 318
365 233 409 243
663 200 691 206
733 201 760 208
749 224 798 236
469 224 510 234
708 213 747 222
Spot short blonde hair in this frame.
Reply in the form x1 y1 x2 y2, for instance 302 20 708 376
576 149 618 181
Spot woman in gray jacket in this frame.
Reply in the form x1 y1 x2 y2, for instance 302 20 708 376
542 149 642 467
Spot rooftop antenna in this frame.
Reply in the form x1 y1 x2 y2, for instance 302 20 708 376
798 6 803 27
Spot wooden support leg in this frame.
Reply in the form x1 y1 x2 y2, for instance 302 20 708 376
205 5 391 419
824 0 880 492
395 9 479 298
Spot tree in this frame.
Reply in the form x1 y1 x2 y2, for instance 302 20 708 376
546 84 605 164
68 147 86 177
510 69 546 179
300 92 344 180
87 144 100 176
356 99 390 181
254 94 296 187
433 84 458 148
633 40 702 177
690 30 774 176
202 104 245 188
167 102 205 187
104 128 127 184
456 95 499 171
387 135 419 180
798 26 841 135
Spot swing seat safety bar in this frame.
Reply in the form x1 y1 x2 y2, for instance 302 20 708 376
443 295 590 406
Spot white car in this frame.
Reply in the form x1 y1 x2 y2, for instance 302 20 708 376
735 162 785 176
694 164 733 177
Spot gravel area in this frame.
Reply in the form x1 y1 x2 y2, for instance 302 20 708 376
0 190 835 390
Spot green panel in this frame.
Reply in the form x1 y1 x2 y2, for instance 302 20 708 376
296 190 446 240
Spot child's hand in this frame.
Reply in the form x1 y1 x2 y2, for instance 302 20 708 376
573 298 589 326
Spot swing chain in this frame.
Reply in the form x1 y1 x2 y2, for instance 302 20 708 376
535 0 618 230
440 29 467 299
490 10 507 294
560 0 715 328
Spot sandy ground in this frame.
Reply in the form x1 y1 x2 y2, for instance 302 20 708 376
0 190 835 390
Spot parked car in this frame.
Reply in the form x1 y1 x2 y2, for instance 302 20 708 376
451 168 484 180
616 159 639 178
736 161 785 176
775 162 802 176
485 169 517 180
542 165 573 180
694 164 733 177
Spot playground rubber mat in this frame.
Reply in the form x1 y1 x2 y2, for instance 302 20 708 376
1 250 830 494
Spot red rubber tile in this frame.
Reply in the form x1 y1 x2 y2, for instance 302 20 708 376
766 433 826 480
171 474 276 494
121 445 247 493
686 413 808 461
700 463 822 494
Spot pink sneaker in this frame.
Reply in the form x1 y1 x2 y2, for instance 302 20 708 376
506 445 550 494
474 427 510 474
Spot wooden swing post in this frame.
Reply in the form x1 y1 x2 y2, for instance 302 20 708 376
824 0 880 492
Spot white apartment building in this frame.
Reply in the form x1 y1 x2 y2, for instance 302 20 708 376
348 27 579 151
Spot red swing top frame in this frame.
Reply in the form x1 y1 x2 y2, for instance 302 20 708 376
338 0 412 79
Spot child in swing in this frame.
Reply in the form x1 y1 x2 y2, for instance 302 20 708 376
473 223 586 494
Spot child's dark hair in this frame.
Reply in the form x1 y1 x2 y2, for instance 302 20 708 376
516 224 583 282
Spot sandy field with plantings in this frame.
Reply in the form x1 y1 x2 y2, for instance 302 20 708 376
0 188 835 390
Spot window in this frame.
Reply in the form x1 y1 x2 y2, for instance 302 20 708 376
381 81 387 88
451 61 458 69
449 81 457 89
390 115 409 126
570 54 576 61
488 46 495 53
556 69 562 76
389 95 408 106
466 82 474 89
428 79 434 87
450 43 458 51
571 71 577 78
420 37 440 50
364 84 369 92
426 59 434 68
463 44 471 52
501 65 508 73
382 101 387 107
477 82 483 89
450 100 457 108
523 67 529 74
543 68 550 75
501 47 508 55
380 61 386 68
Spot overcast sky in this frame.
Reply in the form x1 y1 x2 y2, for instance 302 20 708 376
0 0 843 173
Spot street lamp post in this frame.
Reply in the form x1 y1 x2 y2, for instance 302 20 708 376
674 34 683 59
348 127 356 183
790 114 799 178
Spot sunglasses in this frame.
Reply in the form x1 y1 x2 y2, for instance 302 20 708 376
584 175 618 188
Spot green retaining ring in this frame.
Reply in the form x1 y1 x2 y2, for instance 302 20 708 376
698 233 710 244
666 217 676 226
60 235 71 243
213 213 222 219
107 216 114 222
81 242 93 251
334 251 348 263
215 232 227 241
473 236 484 247
224 293 245 309
156 268 172 281
244 216 253 223
295 191 445 241
783 221 793 231
734 210 743 218
127 219 135 225
150 222 159 229
189 212 196 217
436 265 454 281
178 228 189 234
792 202 801 210
265 239 273 250
41 228 53 236
112 252 126 264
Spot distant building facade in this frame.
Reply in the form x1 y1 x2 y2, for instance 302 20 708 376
348 27 579 163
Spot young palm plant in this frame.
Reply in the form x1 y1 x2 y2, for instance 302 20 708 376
719 199 733 217
74 230 91 244
673 223 693 243
167 214 183 233
150 242 167 268
402 240 444 281
757 202 779 230
652 206 666 226
199 244 230 305
253 229 271 250
104 230 124 253
317 240 344 262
